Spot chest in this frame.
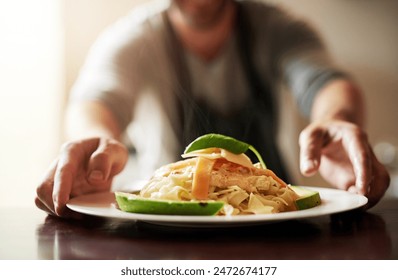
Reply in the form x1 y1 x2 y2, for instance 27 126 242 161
184 35 251 116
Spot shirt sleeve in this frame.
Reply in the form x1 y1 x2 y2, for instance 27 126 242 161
69 16 147 132
267 9 348 118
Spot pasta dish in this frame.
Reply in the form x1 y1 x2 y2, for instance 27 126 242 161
137 147 299 216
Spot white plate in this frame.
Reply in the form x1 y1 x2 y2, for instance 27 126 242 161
66 187 368 227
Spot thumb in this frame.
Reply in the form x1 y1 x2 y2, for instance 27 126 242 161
299 125 325 176
87 138 128 184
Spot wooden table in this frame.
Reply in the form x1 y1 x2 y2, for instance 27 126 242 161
1 195 397 260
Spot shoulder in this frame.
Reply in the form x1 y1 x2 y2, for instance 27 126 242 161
240 0 290 26
241 1 323 51
113 0 169 38
87 0 170 63
241 0 318 36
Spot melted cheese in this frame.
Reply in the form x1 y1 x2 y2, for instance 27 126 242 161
182 148 253 168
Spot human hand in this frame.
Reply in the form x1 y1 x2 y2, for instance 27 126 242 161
35 137 129 218
299 120 390 208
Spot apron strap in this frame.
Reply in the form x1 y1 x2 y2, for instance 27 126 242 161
234 3 290 181
162 11 212 146
235 3 275 123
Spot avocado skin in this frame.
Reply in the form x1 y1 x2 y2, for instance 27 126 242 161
294 192 321 210
115 192 224 216
289 186 321 210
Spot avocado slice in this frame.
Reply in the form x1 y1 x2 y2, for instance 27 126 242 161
115 192 224 216
289 186 321 210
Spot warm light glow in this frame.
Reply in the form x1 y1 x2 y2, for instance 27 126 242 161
0 0 64 206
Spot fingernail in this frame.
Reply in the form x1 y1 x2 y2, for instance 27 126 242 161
54 201 61 216
53 201 58 211
356 179 368 195
89 170 104 181
348 186 357 194
302 159 317 172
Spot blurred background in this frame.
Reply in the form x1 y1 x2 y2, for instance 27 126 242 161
0 0 397 207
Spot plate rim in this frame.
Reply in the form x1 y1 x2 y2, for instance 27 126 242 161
66 186 368 227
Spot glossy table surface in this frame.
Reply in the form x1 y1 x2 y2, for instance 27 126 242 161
1 195 397 260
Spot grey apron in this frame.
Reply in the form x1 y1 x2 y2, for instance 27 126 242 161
162 3 290 182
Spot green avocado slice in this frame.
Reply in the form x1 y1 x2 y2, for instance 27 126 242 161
289 186 321 210
115 192 224 216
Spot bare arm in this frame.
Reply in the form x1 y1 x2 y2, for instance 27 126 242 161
310 79 365 126
65 101 122 140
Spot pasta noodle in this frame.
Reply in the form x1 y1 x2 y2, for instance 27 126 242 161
138 149 299 216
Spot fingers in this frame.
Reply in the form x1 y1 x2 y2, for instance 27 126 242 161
299 124 324 176
35 195 55 216
299 120 373 196
35 157 83 218
36 137 129 218
36 158 58 215
298 120 390 209
52 140 92 216
341 126 372 196
87 138 129 185
364 149 390 208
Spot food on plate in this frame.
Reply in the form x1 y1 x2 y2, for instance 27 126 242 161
289 186 321 210
115 134 321 216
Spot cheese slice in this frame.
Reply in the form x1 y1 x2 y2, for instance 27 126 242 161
182 148 253 168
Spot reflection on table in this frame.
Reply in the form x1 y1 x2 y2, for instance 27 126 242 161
36 205 393 260
1 196 397 260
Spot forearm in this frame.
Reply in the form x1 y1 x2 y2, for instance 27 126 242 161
64 100 122 141
310 78 365 127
